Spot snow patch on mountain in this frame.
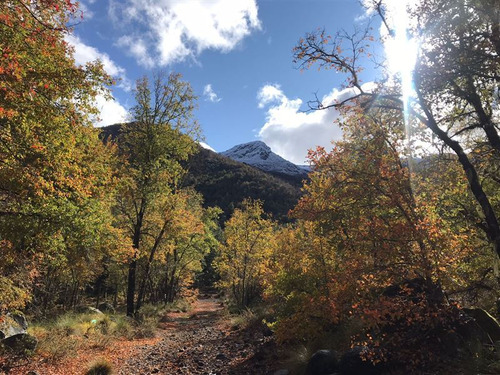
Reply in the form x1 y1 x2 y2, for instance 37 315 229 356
220 141 308 176
198 141 216 152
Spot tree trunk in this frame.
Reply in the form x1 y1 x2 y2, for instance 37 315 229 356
127 200 146 316
416 87 500 259
136 220 168 312
127 253 138 316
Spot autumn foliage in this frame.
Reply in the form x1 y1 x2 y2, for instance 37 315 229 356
264 108 486 368
216 199 275 310
1 0 500 373
0 0 123 311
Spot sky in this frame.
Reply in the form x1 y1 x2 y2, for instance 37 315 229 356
69 0 380 165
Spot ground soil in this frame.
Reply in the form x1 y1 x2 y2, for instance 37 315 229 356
1 295 281 375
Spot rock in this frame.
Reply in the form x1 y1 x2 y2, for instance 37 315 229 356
1 333 38 353
215 353 227 361
486 360 500 374
463 308 500 343
98 302 115 313
26 371 39 375
439 330 461 356
0 312 28 339
338 346 380 375
306 349 339 375
273 370 290 375
76 306 104 315
262 325 273 337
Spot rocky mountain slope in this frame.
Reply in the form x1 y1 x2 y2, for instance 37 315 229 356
220 141 309 185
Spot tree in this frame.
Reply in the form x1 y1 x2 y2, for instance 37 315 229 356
264 221 343 343
0 0 121 311
293 0 500 258
115 72 199 316
157 192 221 304
267 110 475 366
216 199 275 309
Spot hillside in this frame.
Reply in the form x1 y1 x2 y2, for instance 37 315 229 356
99 124 303 223
184 146 302 223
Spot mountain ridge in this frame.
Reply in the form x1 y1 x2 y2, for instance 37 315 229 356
220 140 309 177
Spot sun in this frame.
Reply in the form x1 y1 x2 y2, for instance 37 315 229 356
384 0 418 107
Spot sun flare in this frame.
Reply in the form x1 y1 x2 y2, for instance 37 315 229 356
384 0 418 108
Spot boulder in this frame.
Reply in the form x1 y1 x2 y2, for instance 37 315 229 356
0 312 28 339
2 333 38 353
98 302 115 313
76 306 104 315
306 349 339 375
462 308 500 343
338 346 380 375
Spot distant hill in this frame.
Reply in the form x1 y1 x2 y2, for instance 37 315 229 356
99 123 121 143
99 124 304 223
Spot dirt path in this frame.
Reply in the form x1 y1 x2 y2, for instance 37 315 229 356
118 295 278 375
2 295 279 375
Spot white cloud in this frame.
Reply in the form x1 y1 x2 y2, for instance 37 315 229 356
66 34 132 92
257 84 366 165
65 34 130 127
116 36 155 68
78 2 94 20
203 84 221 103
257 84 285 108
93 95 129 127
109 0 261 66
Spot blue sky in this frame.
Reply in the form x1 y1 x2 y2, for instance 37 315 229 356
70 0 378 164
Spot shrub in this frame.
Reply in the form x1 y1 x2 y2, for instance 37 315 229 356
85 359 113 375
132 317 157 339
111 316 134 339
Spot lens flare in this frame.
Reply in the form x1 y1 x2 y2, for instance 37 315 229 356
383 0 420 164
385 0 418 115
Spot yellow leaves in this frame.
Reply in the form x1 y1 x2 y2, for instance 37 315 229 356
216 200 276 307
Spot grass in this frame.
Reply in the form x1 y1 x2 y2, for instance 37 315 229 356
25 298 194 361
85 359 114 375
28 312 147 360
229 308 258 331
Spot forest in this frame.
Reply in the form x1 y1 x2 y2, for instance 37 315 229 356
1 0 500 374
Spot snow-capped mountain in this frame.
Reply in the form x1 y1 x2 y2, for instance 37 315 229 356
220 141 308 177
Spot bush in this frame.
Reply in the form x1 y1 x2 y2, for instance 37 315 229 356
230 308 258 331
132 317 157 339
85 359 113 375
28 312 121 359
112 315 135 339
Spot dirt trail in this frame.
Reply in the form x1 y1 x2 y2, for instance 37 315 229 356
119 295 278 375
2 295 279 375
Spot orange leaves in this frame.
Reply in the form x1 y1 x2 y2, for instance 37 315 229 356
0 107 16 119
270 101 482 355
